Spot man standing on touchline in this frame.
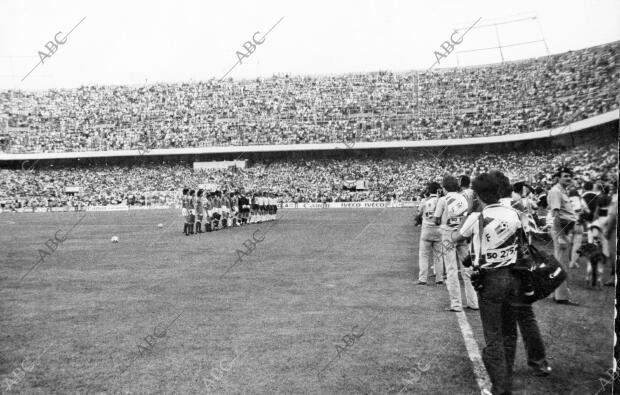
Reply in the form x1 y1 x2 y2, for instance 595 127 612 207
547 166 579 305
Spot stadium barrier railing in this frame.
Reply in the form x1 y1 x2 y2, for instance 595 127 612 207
279 201 419 209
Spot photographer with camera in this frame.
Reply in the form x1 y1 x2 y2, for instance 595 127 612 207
434 175 478 311
496 172 552 377
450 172 524 395
416 182 444 285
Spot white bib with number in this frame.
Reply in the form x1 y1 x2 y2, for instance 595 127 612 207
422 196 439 225
484 244 518 263
445 193 468 228
447 216 465 226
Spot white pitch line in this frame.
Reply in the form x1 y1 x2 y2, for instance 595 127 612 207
351 208 390 241
455 310 492 394
352 221 373 240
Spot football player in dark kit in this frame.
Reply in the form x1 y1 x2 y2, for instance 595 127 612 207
181 188 190 235
187 189 196 235
239 192 251 225
195 189 204 233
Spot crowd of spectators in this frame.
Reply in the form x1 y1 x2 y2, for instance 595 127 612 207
0 138 616 209
1 42 618 153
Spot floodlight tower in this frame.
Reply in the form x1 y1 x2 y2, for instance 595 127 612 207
453 12 550 66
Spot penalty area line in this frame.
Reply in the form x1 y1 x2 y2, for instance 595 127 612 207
454 310 492 394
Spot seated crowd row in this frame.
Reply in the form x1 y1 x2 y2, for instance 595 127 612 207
0 139 616 209
1 42 618 153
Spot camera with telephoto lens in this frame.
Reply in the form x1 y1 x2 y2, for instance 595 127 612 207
463 253 485 269
471 269 485 292
462 254 473 268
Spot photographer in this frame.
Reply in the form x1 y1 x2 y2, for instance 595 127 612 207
450 172 522 395
496 172 552 377
434 175 477 311
416 182 443 285
547 167 579 305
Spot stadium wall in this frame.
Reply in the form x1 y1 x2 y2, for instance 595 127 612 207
280 201 418 209
1 201 420 213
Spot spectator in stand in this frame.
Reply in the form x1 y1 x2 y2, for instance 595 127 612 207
0 138 616 209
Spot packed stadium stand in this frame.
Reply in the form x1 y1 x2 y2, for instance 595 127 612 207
0 135 616 208
0 42 618 154
0 41 618 209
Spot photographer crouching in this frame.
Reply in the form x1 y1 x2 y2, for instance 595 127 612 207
449 173 525 395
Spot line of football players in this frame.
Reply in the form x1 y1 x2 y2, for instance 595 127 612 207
180 188 279 235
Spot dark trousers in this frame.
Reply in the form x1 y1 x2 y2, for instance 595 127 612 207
513 303 547 368
478 267 519 395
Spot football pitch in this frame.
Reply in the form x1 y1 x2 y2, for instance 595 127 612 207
0 209 614 394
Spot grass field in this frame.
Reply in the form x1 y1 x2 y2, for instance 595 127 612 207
0 208 615 394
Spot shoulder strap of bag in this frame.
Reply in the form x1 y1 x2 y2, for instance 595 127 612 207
473 211 484 269
503 204 532 246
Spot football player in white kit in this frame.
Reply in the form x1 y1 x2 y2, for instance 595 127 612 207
269 193 277 221
259 192 266 223
221 191 231 228
205 192 215 231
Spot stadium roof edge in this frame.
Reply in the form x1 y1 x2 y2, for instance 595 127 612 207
1 41 618 92
0 110 617 161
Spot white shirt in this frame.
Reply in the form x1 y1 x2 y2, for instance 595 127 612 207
420 194 440 227
569 196 584 213
459 203 522 269
434 192 469 230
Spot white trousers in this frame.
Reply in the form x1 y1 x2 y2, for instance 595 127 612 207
418 226 442 282
441 229 478 310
